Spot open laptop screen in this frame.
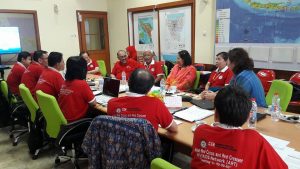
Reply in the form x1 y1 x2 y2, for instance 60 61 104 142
103 78 120 97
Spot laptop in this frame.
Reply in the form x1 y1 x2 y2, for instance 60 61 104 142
190 99 215 110
95 78 120 106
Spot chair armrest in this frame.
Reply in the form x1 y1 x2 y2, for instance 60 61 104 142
56 118 93 146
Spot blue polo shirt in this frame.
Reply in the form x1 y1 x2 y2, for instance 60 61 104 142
230 70 267 107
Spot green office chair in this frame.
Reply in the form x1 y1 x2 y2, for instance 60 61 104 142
151 158 180 169
36 90 92 168
19 84 46 159
163 65 168 77
0 80 17 104
193 71 201 90
1 80 29 146
97 60 107 77
265 80 293 112
19 84 39 123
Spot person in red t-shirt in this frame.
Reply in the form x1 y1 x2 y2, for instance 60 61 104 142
142 50 164 85
191 86 287 169
7 51 32 95
79 51 101 75
126 46 137 61
111 50 141 80
21 50 48 95
58 56 104 122
108 68 177 132
35 52 65 100
201 52 233 99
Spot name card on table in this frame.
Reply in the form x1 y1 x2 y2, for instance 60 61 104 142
164 96 182 108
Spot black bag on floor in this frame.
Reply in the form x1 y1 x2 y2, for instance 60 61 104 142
0 97 10 127
27 113 45 154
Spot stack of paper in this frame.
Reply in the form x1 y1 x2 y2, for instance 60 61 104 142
173 105 214 122
261 134 300 169
164 96 182 108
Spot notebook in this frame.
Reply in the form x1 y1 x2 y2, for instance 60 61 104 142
95 78 120 105
173 105 214 122
190 99 215 110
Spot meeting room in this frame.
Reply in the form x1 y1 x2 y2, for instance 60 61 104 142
0 0 300 168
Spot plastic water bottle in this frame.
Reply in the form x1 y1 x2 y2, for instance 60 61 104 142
248 98 257 129
160 78 166 94
98 77 104 92
271 93 280 122
121 71 126 85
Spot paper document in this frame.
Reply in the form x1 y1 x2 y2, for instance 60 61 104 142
119 85 128 93
174 105 214 122
174 119 183 125
93 91 101 95
201 71 211 75
164 96 182 108
261 134 290 150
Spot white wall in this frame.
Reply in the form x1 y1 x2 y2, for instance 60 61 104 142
1 0 216 74
107 0 216 68
0 0 107 61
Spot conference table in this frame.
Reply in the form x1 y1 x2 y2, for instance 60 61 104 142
158 102 300 156
87 74 300 156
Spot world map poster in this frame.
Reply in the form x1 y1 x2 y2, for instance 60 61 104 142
138 17 153 44
216 0 300 43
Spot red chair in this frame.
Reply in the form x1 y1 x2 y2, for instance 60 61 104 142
257 69 276 94
290 72 300 85
289 73 300 112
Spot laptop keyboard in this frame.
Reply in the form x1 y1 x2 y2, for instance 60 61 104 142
95 95 114 106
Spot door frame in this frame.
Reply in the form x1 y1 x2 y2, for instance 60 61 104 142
76 10 111 71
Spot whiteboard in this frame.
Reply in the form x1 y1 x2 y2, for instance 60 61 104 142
133 11 159 56
249 46 269 62
215 44 300 71
271 47 294 63
297 47 300 63
159 6 191 62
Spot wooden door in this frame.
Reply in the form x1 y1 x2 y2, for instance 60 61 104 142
77 11 110 71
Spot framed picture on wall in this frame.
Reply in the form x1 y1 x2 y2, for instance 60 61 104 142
159 6 192 62
133 11 159 56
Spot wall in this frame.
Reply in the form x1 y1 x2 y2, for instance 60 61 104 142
107 0 216 68
0 0 107 60
0 0 216 73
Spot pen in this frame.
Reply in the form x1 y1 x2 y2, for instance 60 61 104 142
172 107 188 114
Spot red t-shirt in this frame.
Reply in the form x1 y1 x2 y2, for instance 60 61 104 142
208 66 233 88
191 124 287 169
111 58 141 80
21 62 45 95
142 60 164 79
7 62 26 95
107 93 174 131
87 60 101 75
34 67 64 100
58 80 95 122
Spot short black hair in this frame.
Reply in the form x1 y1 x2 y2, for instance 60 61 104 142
228 48 254 75
178 50 192 66
128 69 154 94
33 50 47 62
17 51 31 62
65 56 87 81
216 52 229 61
79 51 89 57
48 52 63 67
215 86 252 127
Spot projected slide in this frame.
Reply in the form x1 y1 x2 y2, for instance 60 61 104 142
0 27 21 54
